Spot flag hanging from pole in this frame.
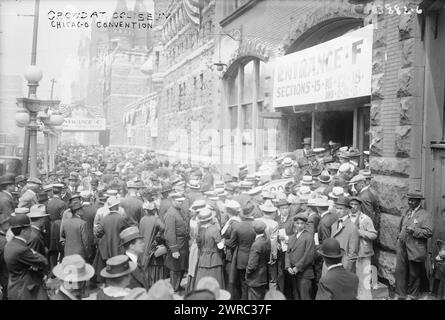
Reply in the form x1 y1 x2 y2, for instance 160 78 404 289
182 0 204 28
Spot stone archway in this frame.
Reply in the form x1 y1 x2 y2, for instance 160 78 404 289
277 1 369 56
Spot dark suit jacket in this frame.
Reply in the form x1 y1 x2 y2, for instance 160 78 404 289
96 211 127 261
164 206 189 271
0 232 8 293
158 198 172 222
120 195 144 224
316 265 359 300
80 204 97 248
4 237 49 300
246 235 271 287
46 196 67 221
398 207 433 262
126 254 149 290
285 229 315 279
331 218 360 272
358 188 380 227
61 214 91 260
28 226 47 257
0 191 15 219
226 219 256 270
307 212 321 235
317 211 338 245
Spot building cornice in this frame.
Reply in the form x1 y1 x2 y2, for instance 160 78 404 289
220 0 261 27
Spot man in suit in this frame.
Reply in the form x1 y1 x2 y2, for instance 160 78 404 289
120 226 149 290
0 175 16 221
330 196 359 273
4 214 49 300
18 178 41 209
46 184 67 269
285 213 315 300
256 200 279 290
27 204 49 257
79 191 97 264
394 193 433 300
349 197 377 300
0 215 10 299
51 254 95 300
158 184 173 222
201 164 214 193
349 174 381 233
164 193 189 292
120 181 144 225
275 199 294 299
316 238 359 300
226 202 257 300
246 220 271 300
60 201 91 260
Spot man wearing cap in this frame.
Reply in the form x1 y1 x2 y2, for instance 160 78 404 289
0 215 10 299
120 181 144 225
18 177 41 209
316 238 359 300
0 175 16 222
4 214 49 300
226 201 257 300
46 184 68 269
394 193 433 300
60 201 91 261
246 220 271 300
349 197 377 300
285 213 315 300
256 200 279 290
164 193 189 292
51 254 95 300
120 226 149 290
27 204 49 257
330 196 359 273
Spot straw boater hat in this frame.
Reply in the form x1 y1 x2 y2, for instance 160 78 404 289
197 208 213 223
293 212 309 222
300 175 315 186
406 192 424 200
313 147 325 154
190 199 207 212
328 186 349 199
225 200 241 214
119 226 143 247
349 174 366 185
260 200 277 213
100 255 136 279
196 276 231 300
282 157 294 167
359 169 374 180
214 181 225 189
170 193 186 202
187 180 201 190
282 169 293 179
27 177 42 185
214 188 228 197
53 254 95 283
14 207 30 216
297 186 312 198
239 181 253 190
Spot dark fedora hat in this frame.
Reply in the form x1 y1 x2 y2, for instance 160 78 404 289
275 199 290 207
318 238 345 258
293 212 309 223
119 226 143 247
0 174 15 186
100 255 136 279
69 202 83 213
335 196 351 208
349 196 362 204
406 192 424 200
240 201 255 218
9 213 31 229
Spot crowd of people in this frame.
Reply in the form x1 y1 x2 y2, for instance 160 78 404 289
0 138 443 300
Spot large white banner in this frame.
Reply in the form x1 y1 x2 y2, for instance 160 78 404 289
62 118 106 131
273 24 373 108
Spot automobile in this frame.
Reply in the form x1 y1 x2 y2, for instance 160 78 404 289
0 156 22 177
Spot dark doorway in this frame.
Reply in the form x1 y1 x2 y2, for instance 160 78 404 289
315 111 353 147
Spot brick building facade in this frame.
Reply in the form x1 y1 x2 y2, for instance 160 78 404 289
215 0 445 286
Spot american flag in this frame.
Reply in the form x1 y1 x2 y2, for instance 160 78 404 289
182 0 204 28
